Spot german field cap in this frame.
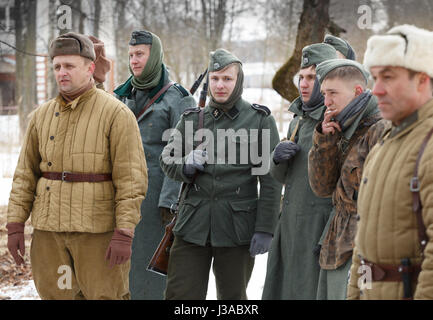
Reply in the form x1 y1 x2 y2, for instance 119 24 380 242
316 59 370 84
364 24 433 78
209 48 242 72
324 34 356 60
129 30 153 46
301 43 338 69
49 32 95 61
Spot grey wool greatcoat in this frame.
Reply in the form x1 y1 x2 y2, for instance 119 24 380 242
115 68 196 300
262 97 333 300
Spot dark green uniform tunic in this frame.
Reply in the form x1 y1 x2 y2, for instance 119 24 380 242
160 98 282 299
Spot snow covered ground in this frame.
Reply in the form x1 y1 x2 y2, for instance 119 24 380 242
0 256 267 300
0 281 40 300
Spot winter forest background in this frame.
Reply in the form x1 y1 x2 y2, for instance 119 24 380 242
1 0 433 299
2 0 433 139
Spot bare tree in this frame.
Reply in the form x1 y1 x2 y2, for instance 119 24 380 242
47 0 58 100
14 0 38 140
113 0 132 84
272 0 343 102
93 0 102 37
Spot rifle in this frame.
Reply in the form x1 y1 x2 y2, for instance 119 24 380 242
146 185 185 276
147 75 208 276
190 68 208 96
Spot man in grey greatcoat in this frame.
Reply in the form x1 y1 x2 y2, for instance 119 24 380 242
262 43 337 299
114 30 196 300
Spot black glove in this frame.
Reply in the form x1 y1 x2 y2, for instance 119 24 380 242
183 150 208 177
249 232 273 257
273 141 300 164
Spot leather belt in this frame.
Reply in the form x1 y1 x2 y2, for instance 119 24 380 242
361 258 421 282
42 172 112 182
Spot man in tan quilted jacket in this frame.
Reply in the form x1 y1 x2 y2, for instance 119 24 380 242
348 25 433 300
6 32 148 300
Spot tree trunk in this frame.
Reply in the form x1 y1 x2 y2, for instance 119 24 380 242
114 0 130 85
93 0 101 38
14 0 37 141
272 0 331 102
47 0 58 100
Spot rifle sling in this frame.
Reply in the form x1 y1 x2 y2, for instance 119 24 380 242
177 108 205 206
136 81 174 123
411 128 433 257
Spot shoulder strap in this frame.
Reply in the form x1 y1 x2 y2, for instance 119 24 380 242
136 81 174 123
177 108 205 203
289 116 302 142
196 108 205 149
410 128 433 257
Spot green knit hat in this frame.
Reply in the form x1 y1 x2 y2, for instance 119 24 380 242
316 59 370 84
324 34 356 60
301 43 337 69
209 48 242 72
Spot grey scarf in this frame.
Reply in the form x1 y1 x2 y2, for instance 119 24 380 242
300 78 324 113
336 90 372 132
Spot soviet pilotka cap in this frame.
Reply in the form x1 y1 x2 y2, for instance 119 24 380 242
324 34 356 60
300 43 338 69
209 48 242 72
364 24 433 78
129 30 153 46
315 59 370 84
49 32 96 61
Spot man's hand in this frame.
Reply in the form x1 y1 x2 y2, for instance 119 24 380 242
273 141 301 164
249 232 273 257
6 222 25 265
183 150 208 177
322 107 342 135
105 229 134 268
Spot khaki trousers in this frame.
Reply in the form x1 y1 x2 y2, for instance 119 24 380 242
165 236 255 300
30 229 130 300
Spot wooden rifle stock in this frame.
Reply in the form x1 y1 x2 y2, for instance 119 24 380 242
147 214 177 276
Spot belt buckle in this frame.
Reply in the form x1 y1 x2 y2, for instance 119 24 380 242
61 171 71 182
410 177 420 192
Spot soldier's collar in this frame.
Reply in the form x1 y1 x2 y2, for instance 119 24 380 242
56 87 96 111
210 105 239 120
389 111 418 139
288 97 324 121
